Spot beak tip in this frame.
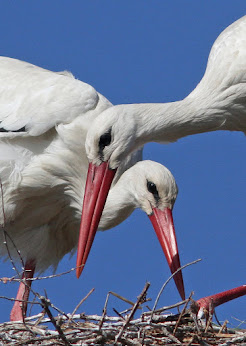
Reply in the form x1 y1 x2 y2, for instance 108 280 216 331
76 262 83 279
181 290 186 301
176 277 185 300
171 261 185 300
173 269 185 300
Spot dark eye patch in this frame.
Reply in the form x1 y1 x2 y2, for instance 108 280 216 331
98 128 112 159
147 180 160 201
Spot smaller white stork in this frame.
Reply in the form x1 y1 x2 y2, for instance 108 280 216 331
8 160 184 321
0 57 184 321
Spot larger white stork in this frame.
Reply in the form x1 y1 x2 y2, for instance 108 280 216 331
0 58 184 321
77 16 246 273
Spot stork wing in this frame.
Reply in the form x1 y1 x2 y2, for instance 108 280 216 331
0 57 100 136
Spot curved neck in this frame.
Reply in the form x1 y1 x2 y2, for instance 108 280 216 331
98 178 137 230
120 97 229 148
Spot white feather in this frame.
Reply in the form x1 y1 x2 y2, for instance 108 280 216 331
0 57 178 277
86 16 246 170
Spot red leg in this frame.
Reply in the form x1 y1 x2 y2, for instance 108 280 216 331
10 259 36 321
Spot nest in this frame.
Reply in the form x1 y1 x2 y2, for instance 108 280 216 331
1 282 246 346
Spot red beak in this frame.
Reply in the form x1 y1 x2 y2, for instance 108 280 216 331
76 161 116 278
148 208 185 300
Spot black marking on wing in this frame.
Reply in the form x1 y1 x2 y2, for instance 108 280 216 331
0 126 26 133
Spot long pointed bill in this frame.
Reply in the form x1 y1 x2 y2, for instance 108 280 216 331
148 207 185 300
76 161 116 278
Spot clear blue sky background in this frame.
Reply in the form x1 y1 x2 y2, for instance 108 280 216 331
0 2 245 326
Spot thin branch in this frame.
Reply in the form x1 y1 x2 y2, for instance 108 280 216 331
143 299 187 317
218 320 229 334
151 258 201 320
70 287 95 320
112 308 125 320
40 290 70 320
115 282 150 342
39 295 70 346
107 291 136 306
214 307 222 326
232 316 246 329
98 291 112 330
0 266 84 284
173 291 194 335
0 295 41 305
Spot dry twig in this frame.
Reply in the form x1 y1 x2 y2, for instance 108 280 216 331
115 282 150 342
70 287 95 320
151 258 201 320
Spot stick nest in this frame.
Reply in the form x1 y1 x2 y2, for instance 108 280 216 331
1 282 245 346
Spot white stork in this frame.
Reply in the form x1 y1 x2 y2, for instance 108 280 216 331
0 58 184 320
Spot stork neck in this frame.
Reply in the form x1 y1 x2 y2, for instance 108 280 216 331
98 179 136 230
122 97 227 147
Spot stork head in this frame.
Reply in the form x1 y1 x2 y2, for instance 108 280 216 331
76 158 185 301
123 160 178 215
85 105 137 170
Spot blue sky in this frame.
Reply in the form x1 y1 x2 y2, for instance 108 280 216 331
0 2 245 326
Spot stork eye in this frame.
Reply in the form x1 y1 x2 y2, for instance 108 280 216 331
99 128 112 151
147 181 160 200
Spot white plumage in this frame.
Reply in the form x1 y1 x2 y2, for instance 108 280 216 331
85 15 246 171
0 58 184 320
0 58 112 272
